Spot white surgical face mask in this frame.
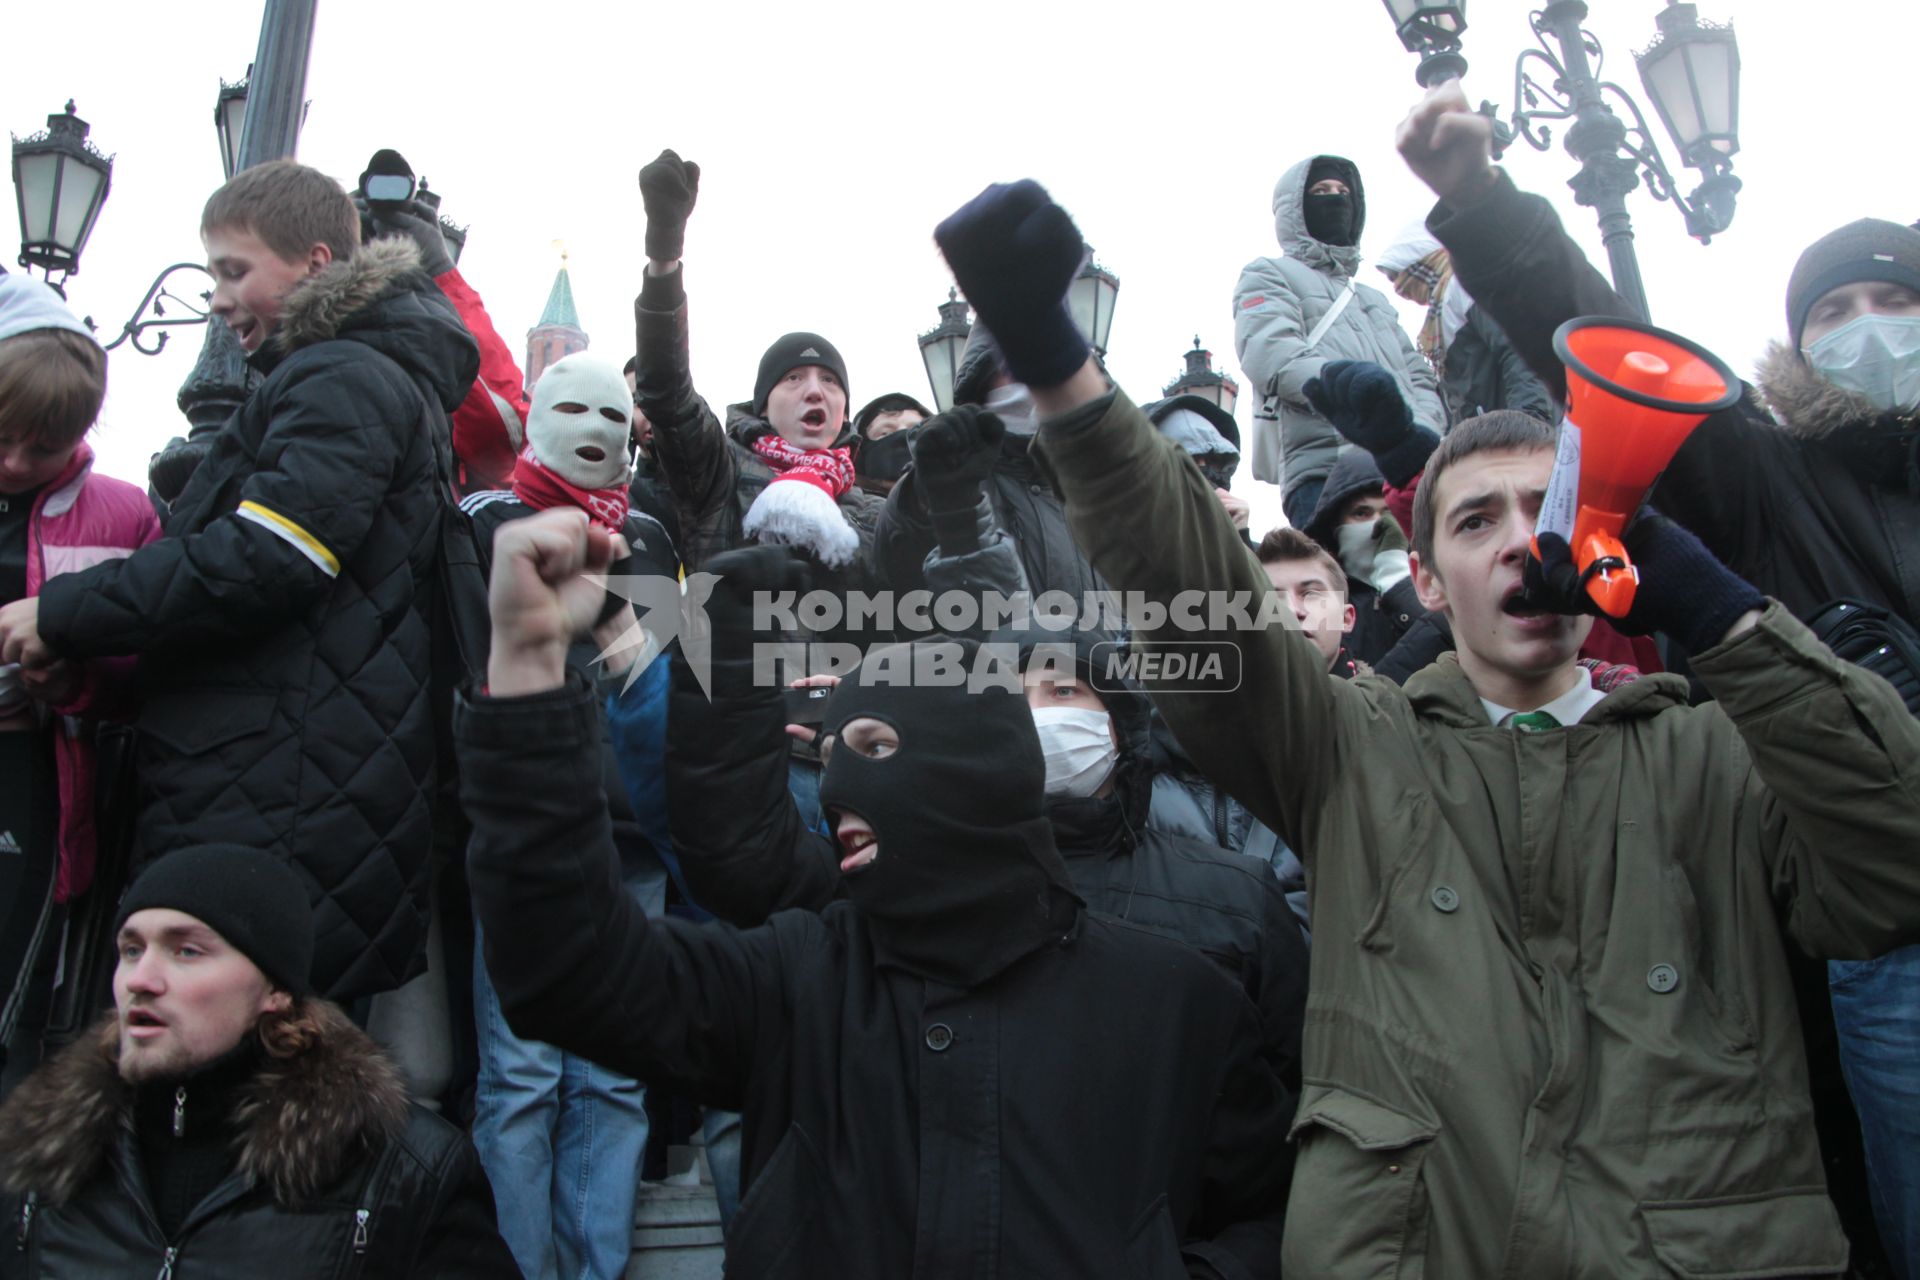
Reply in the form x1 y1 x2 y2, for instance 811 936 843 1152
1804 312 1920 414
1032 705 1119 798
1336 518 1379 586
983 382 1039 436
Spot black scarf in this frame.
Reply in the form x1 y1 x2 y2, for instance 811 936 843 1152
1305 193 1358 247
819 639 1081 989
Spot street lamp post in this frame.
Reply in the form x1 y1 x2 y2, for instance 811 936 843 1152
174 0 318 470
11 101 113 296
1067 249 1120 360
1163 336 1239 419
917 287 972 412
1378 0 1743 322
1382 0 1469 87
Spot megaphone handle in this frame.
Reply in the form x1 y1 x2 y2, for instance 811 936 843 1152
1580 531 1637 619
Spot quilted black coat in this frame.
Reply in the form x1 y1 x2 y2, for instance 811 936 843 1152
37 238 479 999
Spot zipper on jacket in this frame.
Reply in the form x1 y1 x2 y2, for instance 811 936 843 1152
155 1245 178 1280
172 1085 187 1138
353 1207 370 1254
1211 789 1231 848
15 1192 33 1251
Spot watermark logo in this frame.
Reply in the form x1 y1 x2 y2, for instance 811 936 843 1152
588 581 1289 699
588 570 724 698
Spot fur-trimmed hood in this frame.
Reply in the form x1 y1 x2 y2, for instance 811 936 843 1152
259 235 479 414
0 1001 408 1209
1755 339 1920 441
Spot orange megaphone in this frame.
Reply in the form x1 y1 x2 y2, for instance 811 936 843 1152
1534 317 1741 617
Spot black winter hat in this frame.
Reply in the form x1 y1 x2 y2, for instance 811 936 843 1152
853 392 932 439
753 332 849 418
116 845 316 996
1786 218 1920 350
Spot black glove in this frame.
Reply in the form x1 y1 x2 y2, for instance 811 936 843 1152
1523 512 1764 653
638 149 701 263
147 436 208 507
910 406 1006 556
700 545 812 674
367 199 454 277
934 180 1090 390
910 406 1005 509
1303 360 1439 489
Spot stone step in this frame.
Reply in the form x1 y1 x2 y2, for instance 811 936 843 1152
627 1152 725 1280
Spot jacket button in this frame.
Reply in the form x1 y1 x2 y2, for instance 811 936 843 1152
1430 885 1460 913
1028 483 1044 495
1647 964 1680 994
925 1023 954 1052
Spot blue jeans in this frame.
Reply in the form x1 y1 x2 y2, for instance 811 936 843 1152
1832 944 1920 1280
703 1107 742 1230
473 868 667 1280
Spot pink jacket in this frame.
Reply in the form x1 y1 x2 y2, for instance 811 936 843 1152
22 445 162 900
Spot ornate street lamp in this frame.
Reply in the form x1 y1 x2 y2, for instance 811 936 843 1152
917 287 971 412
1068 249 1119 360
1634 2 1741 237
412 178 468 266
1164 336 1239 419
1382 0 1468 86
12 102 113 294
1379 0 1743 321
216 76 249 180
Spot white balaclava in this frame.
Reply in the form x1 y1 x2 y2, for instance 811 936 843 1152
526 353 635 489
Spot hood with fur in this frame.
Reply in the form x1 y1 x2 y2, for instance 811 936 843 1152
263 236 479 414
0 1002 408 1209
1273 154 1365 277
1755 339 1920 440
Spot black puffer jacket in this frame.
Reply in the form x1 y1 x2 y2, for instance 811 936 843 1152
37 240 478 999
632 268 883 586
0 1004 517 1279
665 625 1308 1093
467 678 1294 1280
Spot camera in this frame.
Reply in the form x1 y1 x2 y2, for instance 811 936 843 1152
783 685 833 730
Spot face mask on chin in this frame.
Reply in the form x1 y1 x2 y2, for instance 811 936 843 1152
1336 518 1380 586
1804 312 1920 414
856 428 915 485
1032 706 1119 798
983 382 1039 436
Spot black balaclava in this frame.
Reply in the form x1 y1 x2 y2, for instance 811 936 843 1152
854 428 916 486
818 638 1082 989
1304 158 1359 248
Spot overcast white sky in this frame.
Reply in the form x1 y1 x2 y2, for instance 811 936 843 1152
9 0 1915 535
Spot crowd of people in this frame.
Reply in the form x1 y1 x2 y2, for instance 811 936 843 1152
0 77 1914 1279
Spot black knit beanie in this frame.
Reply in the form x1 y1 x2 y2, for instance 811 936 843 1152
752 332 849 417
1786 218 1920 349
116 846 315 996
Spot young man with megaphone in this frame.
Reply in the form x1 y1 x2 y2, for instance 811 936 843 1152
928 174 1920 1278
1398 78 1920 1279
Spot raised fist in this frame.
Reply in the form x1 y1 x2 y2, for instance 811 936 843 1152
638 149 701 263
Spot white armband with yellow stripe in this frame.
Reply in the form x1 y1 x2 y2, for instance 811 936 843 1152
236 501 341 577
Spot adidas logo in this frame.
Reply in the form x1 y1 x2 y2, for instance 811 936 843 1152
799 347 821 358
0 831 20 855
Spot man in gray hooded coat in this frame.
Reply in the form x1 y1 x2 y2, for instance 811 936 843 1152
1233 154 1445 526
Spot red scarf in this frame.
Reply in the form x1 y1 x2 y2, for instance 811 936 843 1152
752 433 856 499
511 447 630 532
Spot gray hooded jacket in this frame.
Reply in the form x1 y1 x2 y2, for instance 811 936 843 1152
1232 155 1444 495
